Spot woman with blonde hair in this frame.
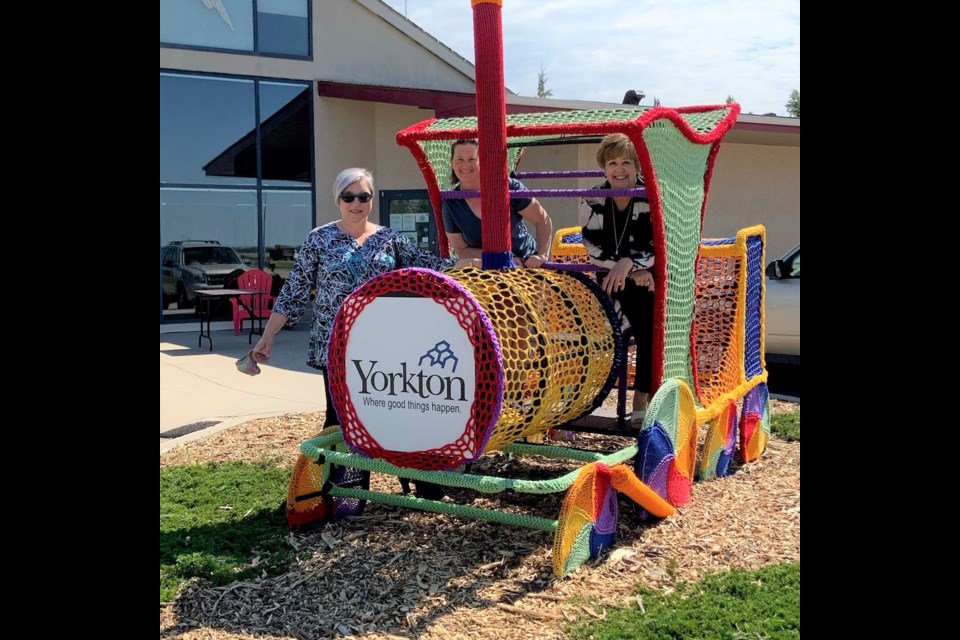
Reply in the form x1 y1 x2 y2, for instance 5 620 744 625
579 134 656 425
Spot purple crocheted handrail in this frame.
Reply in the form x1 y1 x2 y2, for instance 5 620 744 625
542 261 603 273
440 187 647 199
514 170 604 179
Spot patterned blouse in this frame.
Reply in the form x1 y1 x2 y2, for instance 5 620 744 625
578 179 655 273
273 221 453 369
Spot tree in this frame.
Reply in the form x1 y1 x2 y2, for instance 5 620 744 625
786 89 800 118
536 64 553 98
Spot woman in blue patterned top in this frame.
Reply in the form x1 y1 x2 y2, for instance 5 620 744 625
441 139 553 267
252 168 470 427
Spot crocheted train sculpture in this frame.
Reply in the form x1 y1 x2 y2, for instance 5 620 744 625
287 0 772 577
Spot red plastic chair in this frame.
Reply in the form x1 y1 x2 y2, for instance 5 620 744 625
231 269 275 340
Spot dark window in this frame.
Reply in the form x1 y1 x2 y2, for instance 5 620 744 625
264 190 312 280
160 74 256 186
160 72 314 322
260 84 312 186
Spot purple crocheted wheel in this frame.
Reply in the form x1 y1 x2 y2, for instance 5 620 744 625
589 481 618 558
330 465 370 520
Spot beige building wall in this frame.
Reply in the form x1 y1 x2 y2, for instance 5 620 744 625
318 1 476 92
706 143 800 259
372 104 440 195
314 100 456 227
512 145 583 229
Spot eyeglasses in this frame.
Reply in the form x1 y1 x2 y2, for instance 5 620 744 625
339 192 373 203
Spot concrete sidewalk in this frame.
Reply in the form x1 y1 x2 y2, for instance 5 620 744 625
160 325 325 453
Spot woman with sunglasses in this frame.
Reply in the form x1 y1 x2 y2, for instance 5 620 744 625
252 167 471 427
442 139 553 267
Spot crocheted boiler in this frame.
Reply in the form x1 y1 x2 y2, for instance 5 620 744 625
326 266 621 470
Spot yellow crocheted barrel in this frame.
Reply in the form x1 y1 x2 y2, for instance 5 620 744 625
454 267 618 451
327 266 620 470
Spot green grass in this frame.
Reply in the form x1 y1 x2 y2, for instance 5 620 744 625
160 461 294 604
771 410 800 441
569 563 800 640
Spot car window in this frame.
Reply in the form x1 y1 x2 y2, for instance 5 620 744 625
183 247 242 264
786 249 800 277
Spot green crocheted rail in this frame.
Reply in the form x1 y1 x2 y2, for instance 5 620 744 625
327 486 559 532
300 433 637 496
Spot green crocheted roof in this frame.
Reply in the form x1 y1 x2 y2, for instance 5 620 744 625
409 106 735 190
423 107 732 134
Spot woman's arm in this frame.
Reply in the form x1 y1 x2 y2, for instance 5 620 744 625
271 235 320 325
394 232 457 271
252 232 321 361
578 198 635 294
445 231 482 259
441 199 482 260
518 198 553 267
251 311 290 362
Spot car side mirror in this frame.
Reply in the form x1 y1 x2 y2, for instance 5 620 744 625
766 259 784 278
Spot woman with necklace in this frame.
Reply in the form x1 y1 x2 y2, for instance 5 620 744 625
579 134 656 425
252 167 472 427
441 139 553 267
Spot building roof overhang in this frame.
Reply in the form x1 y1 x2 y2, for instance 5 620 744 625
316 81 799 146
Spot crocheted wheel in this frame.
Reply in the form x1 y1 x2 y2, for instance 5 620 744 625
286 427 370 530
328 464 370 521
552 463 615 577
286 452 332 532
633 378 698 515
698 397 739 481
739 382 770 463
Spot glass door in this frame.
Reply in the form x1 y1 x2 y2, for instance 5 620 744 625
378 190 438 256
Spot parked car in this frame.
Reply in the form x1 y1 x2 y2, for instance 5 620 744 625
764 243 800 363
160 240 249 309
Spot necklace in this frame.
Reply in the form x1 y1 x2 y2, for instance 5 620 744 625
610 203 631 255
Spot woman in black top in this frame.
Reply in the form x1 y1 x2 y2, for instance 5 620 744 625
579 133 655 425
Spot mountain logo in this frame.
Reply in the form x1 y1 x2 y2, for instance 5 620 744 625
418 340 459 373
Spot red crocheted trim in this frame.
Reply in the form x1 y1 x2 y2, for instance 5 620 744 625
328 269 502 470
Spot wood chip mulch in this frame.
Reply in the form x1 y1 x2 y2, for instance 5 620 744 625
160 399 799 640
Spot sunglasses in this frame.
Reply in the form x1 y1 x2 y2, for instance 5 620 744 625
340 192 373 203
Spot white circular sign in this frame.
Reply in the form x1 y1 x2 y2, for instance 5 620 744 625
344 296 476 453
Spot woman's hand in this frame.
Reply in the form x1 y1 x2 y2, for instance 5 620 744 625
630 268 655 291
453 258 480 269
252 334 275 363
523 253 549 268
602 258 635 295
